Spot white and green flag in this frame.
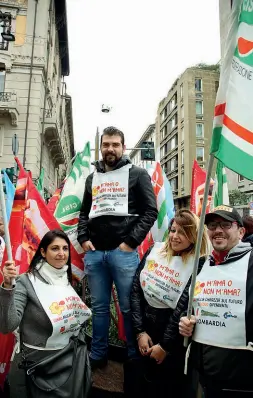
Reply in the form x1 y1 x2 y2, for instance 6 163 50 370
211 1 253 180
36 168 44 198
54 142 91 277
213 160 230 207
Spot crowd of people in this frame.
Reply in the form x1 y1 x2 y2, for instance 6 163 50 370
0 127 253 398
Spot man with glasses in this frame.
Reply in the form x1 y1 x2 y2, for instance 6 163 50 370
179 205 253 397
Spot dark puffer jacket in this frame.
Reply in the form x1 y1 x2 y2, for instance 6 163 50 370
77 157 157 251
130 247 205 354
242 233 253 247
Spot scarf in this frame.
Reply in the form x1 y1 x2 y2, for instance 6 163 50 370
36 261 69 286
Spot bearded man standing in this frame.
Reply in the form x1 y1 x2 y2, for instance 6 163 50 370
77 126 157 369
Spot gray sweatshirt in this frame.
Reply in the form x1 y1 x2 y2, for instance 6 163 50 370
0 272 53 347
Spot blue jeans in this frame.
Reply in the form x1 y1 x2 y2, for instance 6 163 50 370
84 248 139 360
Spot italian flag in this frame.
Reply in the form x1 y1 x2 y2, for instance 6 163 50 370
213 160 230 207
211 1 253 180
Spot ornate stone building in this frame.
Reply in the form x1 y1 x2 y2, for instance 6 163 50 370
0 0 74 195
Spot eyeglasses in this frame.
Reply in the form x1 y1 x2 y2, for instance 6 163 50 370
206 221 237 231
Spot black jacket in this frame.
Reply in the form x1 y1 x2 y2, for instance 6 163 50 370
77 157 158 250
130 246 205 353
190 243 253 390
242 233 253 247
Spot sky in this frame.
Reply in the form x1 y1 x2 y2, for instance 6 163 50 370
66 0 221 154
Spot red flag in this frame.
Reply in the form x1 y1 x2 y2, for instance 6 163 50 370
0 333 15 390
0 158 84 283
190 160 214 217
138 231 154 261
0 159 83 387
47 179 66 214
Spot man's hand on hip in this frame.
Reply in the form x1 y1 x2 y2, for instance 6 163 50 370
82 240 95 253
119 242 134 252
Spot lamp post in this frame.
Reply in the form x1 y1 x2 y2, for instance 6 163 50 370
95 104 111 161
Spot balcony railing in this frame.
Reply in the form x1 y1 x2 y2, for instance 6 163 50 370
0 41 8 51
0 92 12 102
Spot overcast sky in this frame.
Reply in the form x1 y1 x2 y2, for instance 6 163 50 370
66 0 221 154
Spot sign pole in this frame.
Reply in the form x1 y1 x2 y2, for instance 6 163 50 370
0 169 15 285
184 154 214 347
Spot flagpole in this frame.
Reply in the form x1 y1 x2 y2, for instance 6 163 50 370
0 169 15 286
184 154 214 347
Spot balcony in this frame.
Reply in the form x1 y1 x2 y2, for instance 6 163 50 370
0 91 19 126
43 107 66 166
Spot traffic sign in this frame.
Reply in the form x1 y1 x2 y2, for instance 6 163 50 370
249 202 253 210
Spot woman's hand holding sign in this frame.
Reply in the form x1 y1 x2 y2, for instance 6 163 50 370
2 261 17 289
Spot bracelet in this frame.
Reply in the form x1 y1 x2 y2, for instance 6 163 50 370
136 332 147 341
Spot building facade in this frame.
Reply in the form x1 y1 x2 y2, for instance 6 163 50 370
219 0 253 202
156 66 219 208
129 123 156 168
0 0 74 196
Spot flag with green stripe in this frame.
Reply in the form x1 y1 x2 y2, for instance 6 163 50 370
36 168 44 198
54 142 91 279
213 160 230 207
211 1 253 180
138 162 175 258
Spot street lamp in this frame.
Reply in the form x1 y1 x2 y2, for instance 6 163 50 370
101 104 111 113
95 105 111 160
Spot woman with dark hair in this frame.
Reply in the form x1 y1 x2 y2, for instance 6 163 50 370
0 229 91 398
127 209 209 398
242 215 253 246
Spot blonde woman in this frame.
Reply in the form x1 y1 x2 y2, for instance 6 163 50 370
128 209 208 398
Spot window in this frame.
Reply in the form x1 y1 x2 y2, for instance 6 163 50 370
181 105 184 120
170 156 177 171
180 83 183 99
238 174 244 182
171 97 175 109
181 125 184 141
160 146 165 159
171 137 175 150
196 123 204 138
0 67 5 93
161 125 167 141
196 101 203 116
162 164 167 173
181 173 184 188
161 110 165 122
181 150 184 165
0 13 12 51
170 177 178 192
196 147 204 162
195 78 202 92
